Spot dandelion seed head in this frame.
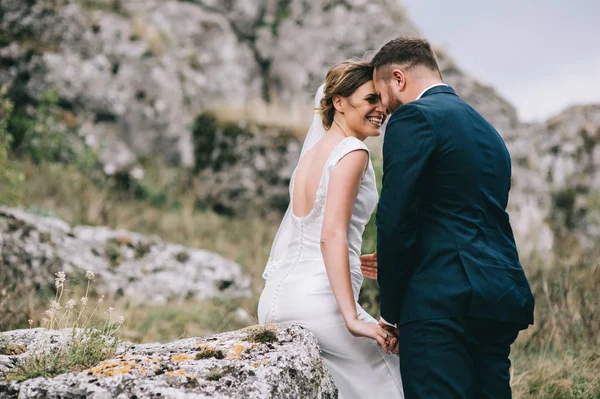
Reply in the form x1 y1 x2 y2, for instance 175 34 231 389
86 270 95 280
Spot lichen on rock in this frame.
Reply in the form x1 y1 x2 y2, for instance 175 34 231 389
0 324 338 398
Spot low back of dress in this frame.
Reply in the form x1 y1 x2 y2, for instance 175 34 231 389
265 136 378 321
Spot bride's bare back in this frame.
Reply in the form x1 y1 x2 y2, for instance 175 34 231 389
292 136 342 218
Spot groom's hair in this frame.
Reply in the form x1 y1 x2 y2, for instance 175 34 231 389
371 37 441 79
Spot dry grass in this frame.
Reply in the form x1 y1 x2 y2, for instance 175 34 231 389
517 261 600 352
512 350 600 399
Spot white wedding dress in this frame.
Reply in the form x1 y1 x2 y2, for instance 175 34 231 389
258 135 404 399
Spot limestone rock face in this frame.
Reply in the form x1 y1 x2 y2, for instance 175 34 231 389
0 325 337 398
0 207 251 305
532 105 600 253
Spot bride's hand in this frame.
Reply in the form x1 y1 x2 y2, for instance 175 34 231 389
345 318 396 354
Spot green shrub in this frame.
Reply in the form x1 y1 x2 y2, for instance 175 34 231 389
8 88 97 170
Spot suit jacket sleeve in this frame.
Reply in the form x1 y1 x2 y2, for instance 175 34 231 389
377 103 435 324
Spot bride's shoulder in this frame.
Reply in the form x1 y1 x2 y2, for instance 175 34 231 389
337 136 370 154
331 139 369 172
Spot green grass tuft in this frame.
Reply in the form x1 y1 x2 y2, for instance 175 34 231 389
7 328 119 382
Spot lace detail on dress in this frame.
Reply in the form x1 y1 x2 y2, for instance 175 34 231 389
291 136 369 225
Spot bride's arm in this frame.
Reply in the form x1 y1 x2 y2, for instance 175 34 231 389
320 150 392 350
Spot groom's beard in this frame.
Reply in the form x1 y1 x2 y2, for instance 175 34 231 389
386 86 403 115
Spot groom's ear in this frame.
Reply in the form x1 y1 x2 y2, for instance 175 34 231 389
391 69 406 91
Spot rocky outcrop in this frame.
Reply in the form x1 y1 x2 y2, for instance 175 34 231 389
525 106 600 256
0 207 251 305
192 113 301 215
0 324 337 398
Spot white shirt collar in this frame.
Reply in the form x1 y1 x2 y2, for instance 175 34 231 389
416 83 448 100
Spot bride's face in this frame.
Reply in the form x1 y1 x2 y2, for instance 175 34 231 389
338 81 386 138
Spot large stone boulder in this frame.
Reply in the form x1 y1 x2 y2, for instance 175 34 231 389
0 324 337 398
0 207 251 305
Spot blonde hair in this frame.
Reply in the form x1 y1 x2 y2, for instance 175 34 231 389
319 59 373 130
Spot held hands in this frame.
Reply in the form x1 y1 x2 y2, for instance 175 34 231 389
345 317 398 355
378 320 400 355
360 252 378 280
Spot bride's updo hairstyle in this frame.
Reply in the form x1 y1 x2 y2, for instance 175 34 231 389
319 59 373 130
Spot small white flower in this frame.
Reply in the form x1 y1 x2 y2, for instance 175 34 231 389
86 270 95 280
28 319 34 327
118 316 125 325
65 299 76 309
105 307 114 315
50 300 61 310
98 295 105 304
80 296 88 306
55 271 66 289
44 309 56 318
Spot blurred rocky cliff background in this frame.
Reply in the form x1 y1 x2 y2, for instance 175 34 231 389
1 0 599 397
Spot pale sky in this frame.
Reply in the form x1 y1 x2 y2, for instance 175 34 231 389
402 0 600 122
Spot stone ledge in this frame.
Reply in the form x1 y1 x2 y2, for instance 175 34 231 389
0 324 337 398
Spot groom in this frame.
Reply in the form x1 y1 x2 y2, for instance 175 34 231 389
366 37 535 398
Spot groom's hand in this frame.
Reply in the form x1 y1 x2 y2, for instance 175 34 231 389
360 252 378 280
378 319 399 355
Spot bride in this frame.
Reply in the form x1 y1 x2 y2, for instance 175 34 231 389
258 60 404 399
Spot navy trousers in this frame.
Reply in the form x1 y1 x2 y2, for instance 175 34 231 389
399 318 521 399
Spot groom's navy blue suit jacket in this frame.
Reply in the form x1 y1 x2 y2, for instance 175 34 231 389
376 85 535 327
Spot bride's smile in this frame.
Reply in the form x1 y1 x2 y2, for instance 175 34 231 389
367 113 384 128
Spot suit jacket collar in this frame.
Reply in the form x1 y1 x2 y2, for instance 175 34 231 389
419 85 457 99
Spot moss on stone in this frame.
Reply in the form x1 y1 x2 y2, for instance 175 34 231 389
105 240 122 268
245 327 277 344
175 251 190 263
195 348 224 360
205 367 223 381
134 242 152 259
